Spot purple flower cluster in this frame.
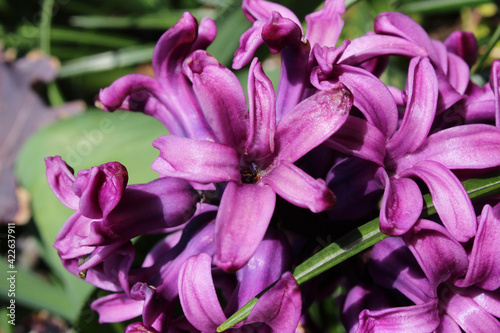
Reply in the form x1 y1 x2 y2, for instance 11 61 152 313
46 0 500 332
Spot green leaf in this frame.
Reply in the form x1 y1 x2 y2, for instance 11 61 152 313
59 45 155 78
473 21 500 74
398 0 491 14
0 259 77 320
217 169 500 332
14 109 167 321
68 9 216 30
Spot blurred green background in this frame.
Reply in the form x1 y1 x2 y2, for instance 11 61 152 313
1 0 499 332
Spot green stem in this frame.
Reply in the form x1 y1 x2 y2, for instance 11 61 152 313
472 22 500 75
39 0 55 54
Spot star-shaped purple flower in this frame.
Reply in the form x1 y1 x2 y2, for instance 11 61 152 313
151 54 352 271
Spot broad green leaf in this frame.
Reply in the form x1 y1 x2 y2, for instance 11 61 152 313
217 170 500 331
14 109 167 321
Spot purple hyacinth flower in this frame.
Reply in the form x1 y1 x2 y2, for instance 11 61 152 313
327 55 500 241
151 55 352 271
178 228 300 332
45 156 199 285
91 210 217 328
374 12 475 113
96 12 218 141
357 211 500 332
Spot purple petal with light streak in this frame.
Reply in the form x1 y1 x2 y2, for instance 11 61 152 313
313 64 398 138
152 135 240 183
178 253 227 332
263 160 336 213
245 58 276 159
214 182 276 272
357 299 439 333
440 284 500 332
386 57 438 159
394 124 500 173
338 35 428 65
269 86 352 166
183 50 248 146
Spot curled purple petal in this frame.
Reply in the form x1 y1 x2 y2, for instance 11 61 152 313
245 272 302 332
262 12 311 120
44 156 79 210
374 12 439 65
245 58 276 159
369 237 434 303
398 160 477 242
490 60 500 127
444 31 478 68
234 0 301 69
338 35 428 65
386 57 438 159
403 219 469 289
305 0 345 48
313 64 398 139
183 50 248 146
178 253 227 332
73 162 128 219
377 169 423 236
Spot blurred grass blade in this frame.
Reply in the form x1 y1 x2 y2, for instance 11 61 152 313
59 45 154 77
473 22 500 74
398 0 491 13
39 0 54 54
69 9 216 29
51 27 139 47
218 170 500 332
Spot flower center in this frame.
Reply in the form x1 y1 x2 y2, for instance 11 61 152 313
240 163 261 184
